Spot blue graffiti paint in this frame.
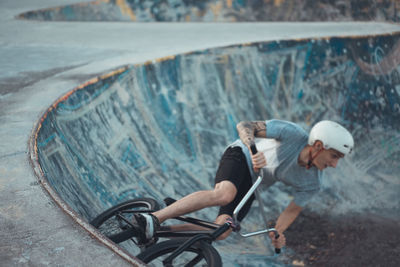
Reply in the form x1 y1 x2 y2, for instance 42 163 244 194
121 141 147 169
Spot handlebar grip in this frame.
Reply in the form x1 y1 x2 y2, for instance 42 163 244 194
250 144 258 155
274 233 281 254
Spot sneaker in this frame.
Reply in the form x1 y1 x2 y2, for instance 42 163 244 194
132 213 160 245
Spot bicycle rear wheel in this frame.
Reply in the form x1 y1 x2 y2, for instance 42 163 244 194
90 198 160 243
136 238 222 267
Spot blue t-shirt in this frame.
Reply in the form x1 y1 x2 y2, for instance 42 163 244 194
231 119 322 207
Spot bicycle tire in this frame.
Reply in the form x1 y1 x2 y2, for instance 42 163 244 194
136 238 222 267
90 198 160 243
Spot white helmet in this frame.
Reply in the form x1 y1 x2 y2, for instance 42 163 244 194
308 120 354 155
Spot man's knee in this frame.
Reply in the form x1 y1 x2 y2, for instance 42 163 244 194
214 181 237 206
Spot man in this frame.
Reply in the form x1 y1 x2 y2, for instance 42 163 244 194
133 119 354 251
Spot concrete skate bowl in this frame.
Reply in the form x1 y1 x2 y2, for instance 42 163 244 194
31 31 400 266
17 0 400 23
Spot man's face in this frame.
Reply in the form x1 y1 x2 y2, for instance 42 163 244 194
313 148 344 170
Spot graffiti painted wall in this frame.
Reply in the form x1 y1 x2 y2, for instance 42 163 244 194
19 0 400 22
35 32 400 263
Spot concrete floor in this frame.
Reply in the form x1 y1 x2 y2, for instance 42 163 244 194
1 0 400 266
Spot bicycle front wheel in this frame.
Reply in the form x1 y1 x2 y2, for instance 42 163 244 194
136 238 222 267
90 198 160 243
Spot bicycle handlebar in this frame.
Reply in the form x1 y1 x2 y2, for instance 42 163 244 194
233 143 281 254
250 143 258 155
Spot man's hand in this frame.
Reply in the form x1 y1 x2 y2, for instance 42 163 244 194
250 151 267 172
269 231 286 250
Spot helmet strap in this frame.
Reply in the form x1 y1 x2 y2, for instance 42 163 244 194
306 146 324 169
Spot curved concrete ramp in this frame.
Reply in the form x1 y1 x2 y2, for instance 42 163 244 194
32 32 400 265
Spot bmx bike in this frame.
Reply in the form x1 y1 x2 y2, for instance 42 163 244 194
90 145 281 266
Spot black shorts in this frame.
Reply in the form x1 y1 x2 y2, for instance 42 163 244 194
214 146 255 221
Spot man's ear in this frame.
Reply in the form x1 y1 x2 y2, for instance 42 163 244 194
313 140 323 151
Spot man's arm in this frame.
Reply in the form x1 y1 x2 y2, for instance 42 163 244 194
275 200 302 233
236 121 267 148
269 200 303 249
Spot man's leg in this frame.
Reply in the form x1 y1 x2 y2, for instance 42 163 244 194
132 181 237 243
153 180 237 223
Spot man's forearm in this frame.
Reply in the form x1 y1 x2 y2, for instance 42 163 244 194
275 200 302 233
236 121 267 147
